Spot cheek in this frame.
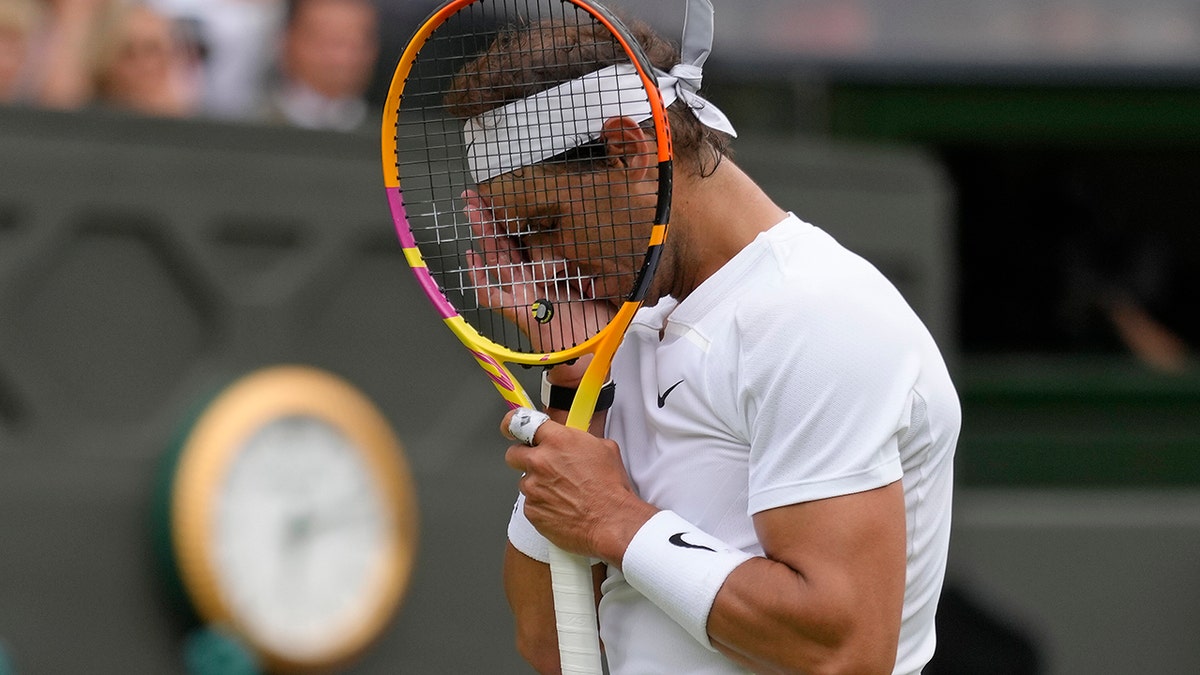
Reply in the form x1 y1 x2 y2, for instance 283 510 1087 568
544 177 655 289
561 224 648 301
545 219 592 266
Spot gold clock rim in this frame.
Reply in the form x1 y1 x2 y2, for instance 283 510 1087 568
170 364 419 673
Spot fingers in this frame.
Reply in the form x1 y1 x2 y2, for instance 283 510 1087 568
463 191 528 319
463 195 549 322
504 407 551 446
502 408 552 473
460 192 610 352
466 249 511 311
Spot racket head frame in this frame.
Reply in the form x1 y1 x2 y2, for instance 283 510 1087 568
381 0 674 415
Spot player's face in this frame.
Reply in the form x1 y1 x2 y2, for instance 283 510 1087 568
479 160 659 303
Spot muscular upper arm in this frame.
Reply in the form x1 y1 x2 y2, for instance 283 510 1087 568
707 481 907 674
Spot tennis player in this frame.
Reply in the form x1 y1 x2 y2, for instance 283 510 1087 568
455 3 960 673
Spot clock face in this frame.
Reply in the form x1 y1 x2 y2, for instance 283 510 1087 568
166 366 418 672
216 415 391 660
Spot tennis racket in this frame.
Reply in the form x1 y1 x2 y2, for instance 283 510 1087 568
381 1 673 673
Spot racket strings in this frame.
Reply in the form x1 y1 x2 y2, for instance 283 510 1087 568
395 0 661 355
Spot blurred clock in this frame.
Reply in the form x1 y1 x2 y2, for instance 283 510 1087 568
157 365 418 673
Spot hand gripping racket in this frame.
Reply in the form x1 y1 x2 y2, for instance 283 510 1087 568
382 1 680 672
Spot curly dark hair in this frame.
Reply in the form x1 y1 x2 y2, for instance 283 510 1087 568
444 14 732 177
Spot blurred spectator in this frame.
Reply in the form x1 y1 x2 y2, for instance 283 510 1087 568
36 0 201 117
0 0 43 104
36 0 109 109
951 148 1199 372
145 0 286 119
91 1 202 116
1059 192 1196 374
262 0 379 131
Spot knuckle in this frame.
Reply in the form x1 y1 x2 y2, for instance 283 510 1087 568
504 445 527 470
521 451 548 474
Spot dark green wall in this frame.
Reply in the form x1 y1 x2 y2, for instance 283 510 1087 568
2 99 1197 675
0 108 527 674
0 107 956 673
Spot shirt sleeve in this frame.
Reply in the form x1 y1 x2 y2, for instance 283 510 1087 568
731 275 916 515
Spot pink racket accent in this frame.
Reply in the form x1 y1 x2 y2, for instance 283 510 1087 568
388 187 458 319
387 188 417 248
470 348 519 392
414 267 457 319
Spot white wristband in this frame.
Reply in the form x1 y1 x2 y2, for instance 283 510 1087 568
506 493 552 564
621 510 753 651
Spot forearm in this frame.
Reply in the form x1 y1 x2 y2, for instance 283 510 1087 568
503 543 561 674
503 543 607 674
614 485 906 675
706 559 897 675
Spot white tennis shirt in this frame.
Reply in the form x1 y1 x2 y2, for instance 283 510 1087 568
601 213 958 674
509 213 958 674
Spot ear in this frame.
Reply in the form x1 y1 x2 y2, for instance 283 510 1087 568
598 116 656 178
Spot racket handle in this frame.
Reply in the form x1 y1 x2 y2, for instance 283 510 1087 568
548 543 604 674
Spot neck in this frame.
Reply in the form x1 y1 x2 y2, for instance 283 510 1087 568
658 157 787 300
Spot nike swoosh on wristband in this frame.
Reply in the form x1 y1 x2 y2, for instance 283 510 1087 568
669 532 716 552
657 379 684 408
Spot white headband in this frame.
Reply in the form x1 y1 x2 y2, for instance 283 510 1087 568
462 0 735 184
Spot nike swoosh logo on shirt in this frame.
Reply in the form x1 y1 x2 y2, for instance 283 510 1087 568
669 532 716 552
657 379 684 408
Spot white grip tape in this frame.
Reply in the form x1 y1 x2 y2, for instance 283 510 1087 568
509 407 550 446
548 544 603 674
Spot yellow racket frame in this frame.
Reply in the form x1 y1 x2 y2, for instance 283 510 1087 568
381 0 671 431
381 2 672 673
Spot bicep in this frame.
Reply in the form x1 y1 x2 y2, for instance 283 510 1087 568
708 481 907 674
754 481 906 615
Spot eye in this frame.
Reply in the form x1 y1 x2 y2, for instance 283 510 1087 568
527 216 559 234
516 217 560 250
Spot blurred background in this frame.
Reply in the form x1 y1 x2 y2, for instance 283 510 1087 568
1 0 1198 673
